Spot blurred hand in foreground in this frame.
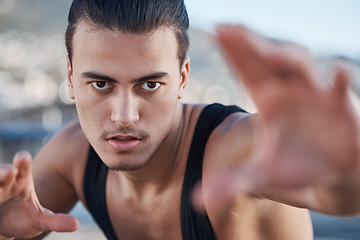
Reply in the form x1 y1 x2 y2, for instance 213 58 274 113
194 25 360 216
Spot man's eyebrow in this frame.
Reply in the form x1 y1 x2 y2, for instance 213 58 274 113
81 71 169 83
135 72 169 83
81 71 117 83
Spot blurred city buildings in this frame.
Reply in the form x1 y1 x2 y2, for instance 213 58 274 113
1 5 359 162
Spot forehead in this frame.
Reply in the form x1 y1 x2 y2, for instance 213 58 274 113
71 20 180 72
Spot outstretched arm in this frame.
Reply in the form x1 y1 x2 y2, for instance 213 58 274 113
195 25 360 216
0 152 79 239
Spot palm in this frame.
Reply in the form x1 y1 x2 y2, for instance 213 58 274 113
1 192 51 238
0 152 78 239
193 25 360 214
217 25 360 187
252 83 358 186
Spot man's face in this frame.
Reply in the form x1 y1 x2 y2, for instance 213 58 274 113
67 21 189 171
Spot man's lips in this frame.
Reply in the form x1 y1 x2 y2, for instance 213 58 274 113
109 135 140 141
106 135 142 152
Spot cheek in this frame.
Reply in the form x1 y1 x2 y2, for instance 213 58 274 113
74 94 109 139
74 84 102 121
145 90 179 126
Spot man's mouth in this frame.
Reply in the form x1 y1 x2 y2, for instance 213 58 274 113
111 136 139 141
107 135 142 152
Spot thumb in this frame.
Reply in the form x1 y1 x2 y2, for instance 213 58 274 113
41 210 79 233
192 163 265 213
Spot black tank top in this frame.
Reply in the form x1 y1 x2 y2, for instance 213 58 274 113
83 103 247 240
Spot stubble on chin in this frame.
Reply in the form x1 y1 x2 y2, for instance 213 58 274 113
98 126 151 172
108 161 145 172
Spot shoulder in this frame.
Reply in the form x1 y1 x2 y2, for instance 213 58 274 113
199 106 313 239
33 119 90 207
35 119 89 170
202 105 255 176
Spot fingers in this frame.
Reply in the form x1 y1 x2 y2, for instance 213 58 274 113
333 68 350 100
0 166 17 185
13 151 32 180
216 25 283 115
0 151 32 186
41 211 79 233
0 151 33 200
217 25 273 87
216 25 319 96
191 172 247 214
192 164 262 213
0 166 18 198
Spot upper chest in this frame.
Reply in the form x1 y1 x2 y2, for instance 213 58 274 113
74 104 236 239
105 172 185 240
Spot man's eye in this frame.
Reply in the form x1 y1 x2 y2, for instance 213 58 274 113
141 82 161 91
91 81 110 90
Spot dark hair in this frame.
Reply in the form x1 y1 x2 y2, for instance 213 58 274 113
65 0 190 68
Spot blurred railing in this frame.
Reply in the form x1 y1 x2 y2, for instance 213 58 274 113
0 103 77 163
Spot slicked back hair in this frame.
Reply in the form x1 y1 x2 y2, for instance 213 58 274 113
65 0 190 68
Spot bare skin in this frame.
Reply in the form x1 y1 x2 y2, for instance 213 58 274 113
3 22 359 239
194 25 360 217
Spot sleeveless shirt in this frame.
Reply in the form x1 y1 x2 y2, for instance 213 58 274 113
83 103 247 239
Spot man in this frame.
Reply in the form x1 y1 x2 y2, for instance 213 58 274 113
1 0 360 239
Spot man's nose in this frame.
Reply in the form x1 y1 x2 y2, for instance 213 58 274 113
110 92 140 127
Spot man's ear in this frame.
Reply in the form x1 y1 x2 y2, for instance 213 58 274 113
67 56 75 100
179 57 190 99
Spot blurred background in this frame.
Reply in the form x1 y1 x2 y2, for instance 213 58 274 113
0 0 359 239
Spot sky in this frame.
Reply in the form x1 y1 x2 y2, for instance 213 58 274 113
185 0 360 59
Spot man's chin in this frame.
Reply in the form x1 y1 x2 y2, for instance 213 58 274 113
108 163 144 172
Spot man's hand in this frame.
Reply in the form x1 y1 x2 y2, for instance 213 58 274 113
0 151 79 239
194 25 360 216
